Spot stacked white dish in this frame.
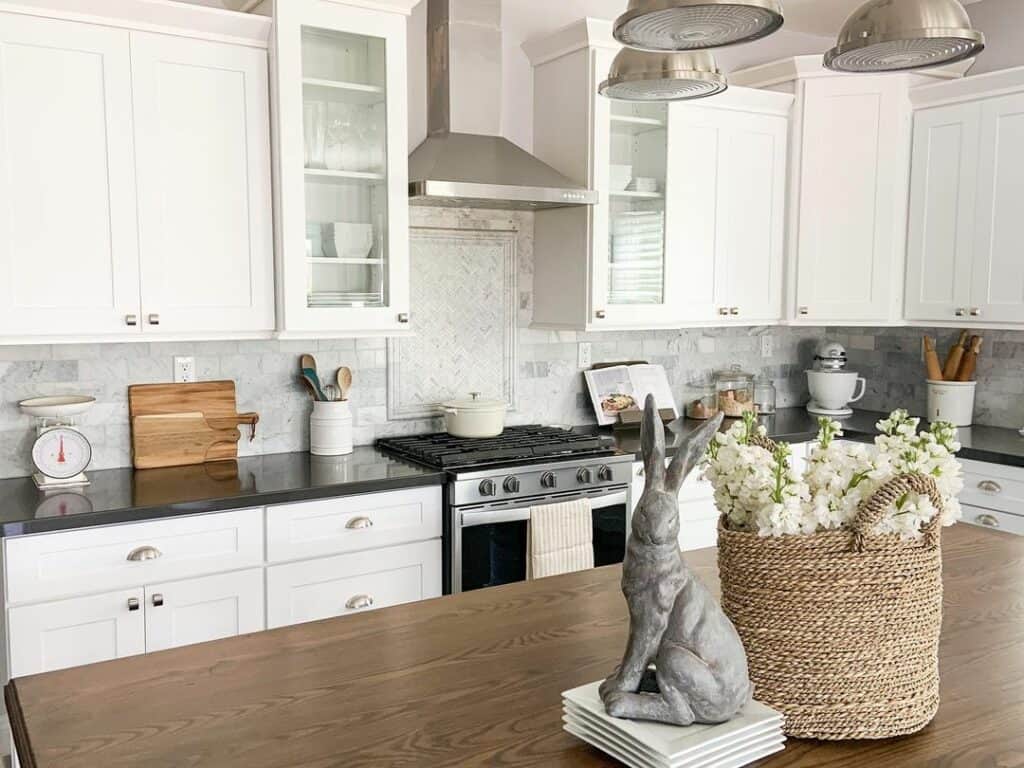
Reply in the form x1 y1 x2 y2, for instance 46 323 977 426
626 177 660 194
609 209 664 305
562 681 785 768
307 291 383 308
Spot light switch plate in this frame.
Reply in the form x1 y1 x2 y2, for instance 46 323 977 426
761 335 774 358
174 356 195 383
578 342 592 370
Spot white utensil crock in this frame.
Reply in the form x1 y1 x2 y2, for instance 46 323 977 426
441 393 507 438
927 380 976 427
310 400 353 456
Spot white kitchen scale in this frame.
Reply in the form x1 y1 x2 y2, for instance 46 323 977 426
18 396 96 490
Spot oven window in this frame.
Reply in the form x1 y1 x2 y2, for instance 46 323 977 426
461 503 627 592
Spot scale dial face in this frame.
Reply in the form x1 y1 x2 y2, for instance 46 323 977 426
31 427 91 480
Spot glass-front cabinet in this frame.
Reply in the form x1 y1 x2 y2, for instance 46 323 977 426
272 0 414 335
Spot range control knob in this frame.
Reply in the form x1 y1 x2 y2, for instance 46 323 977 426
577 467 593 484
540 471 558 489
597 465 614 483
503 476 521 493
478 479 497 497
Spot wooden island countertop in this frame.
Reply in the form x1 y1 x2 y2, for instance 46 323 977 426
6 524 1024 768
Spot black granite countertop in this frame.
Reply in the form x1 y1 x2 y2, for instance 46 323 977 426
0 448 444 537
609 407 1024 469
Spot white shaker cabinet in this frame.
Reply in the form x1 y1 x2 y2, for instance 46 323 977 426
271 0 415 337
907 70 1024 327
525 20 791 331
8 588 145 678
144 569 265 653
0 15 141 337
131 33 274 335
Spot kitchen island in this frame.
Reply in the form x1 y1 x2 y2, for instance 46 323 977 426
6 524 1023 767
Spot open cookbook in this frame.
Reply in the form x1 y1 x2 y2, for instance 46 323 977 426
584 364 678 426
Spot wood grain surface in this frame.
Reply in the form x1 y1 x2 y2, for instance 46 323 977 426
7 525 1023 768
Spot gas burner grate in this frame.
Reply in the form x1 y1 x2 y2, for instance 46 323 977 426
376 426 617 470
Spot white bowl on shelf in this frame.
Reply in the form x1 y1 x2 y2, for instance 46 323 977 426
330 223 374 260
610 164 633 192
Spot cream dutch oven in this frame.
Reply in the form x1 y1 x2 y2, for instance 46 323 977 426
441 392 507 438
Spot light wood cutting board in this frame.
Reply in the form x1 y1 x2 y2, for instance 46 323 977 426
128 381 259 469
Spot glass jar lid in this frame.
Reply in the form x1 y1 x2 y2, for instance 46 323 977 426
713 364 754 388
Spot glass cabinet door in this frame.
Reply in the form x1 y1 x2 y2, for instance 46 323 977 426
606 102 668 309
300 26 389 311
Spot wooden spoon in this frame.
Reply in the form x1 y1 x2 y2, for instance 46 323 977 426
299 354 327 401
336 366 353 401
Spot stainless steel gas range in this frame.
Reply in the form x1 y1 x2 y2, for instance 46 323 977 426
377 427 634 594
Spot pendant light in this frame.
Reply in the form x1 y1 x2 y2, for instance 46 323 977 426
824 0 984 73
599 49 727 101
613 0 784 51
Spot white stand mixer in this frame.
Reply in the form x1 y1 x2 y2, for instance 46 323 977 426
806 341 867 418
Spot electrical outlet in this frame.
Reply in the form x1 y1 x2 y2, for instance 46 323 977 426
578 342 592 369
174 356 195 383
760 335 774 359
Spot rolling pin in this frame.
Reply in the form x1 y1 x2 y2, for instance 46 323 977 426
942 330 969 381
955 336 983 382
924 336 944 381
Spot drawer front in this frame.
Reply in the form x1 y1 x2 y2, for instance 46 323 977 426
266 486 442 563
631 461 715 512
5 509 264 605
266 540 442 629
959 459 1024 516
961 504 1024 536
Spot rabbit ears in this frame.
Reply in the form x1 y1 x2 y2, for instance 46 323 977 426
641 395 724 494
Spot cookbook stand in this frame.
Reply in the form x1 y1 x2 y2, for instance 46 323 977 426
589 361 676 431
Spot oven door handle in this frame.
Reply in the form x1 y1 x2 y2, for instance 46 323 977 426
459 490 628 529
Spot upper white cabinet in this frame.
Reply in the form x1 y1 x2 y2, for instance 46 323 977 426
907 69 1024 327
0 5 275 342
0 15 141 338
524 20 791 331
131 33 274 335
733 56 957 326
270 0 415 336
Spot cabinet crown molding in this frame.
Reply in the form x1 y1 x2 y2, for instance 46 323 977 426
317 0 420 15
911 65 1024 109
522 17 618 67
0 0 271 46
731 54 968 89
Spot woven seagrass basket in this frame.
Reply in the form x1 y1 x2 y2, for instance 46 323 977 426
717 464 945 741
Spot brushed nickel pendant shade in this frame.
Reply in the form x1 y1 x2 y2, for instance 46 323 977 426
824 0 985 73
613 0 785 51
599 49 727 101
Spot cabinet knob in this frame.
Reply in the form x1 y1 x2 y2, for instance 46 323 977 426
595 310 607 320
798 306 809 316
125 314 138 327
346 516 374 530
729 307 739 316
152 593 164 607
969 307 982 317
955 308 966 317
345 594 374 610
398 313 410 324
126 545 163 562
977 480 1002 494
975 513 1000 528
147 313 160 326
127 597 140 611
718 307 729 316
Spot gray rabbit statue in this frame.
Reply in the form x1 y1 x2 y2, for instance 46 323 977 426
599 394 753 726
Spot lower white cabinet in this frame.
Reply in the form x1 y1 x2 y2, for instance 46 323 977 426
630 460 719 552
8 588 145 678
266 540 442 629
145 569 265 653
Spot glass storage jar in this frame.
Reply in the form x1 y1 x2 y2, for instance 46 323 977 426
714 365 756 418
684 378 718 420
753 377 777 415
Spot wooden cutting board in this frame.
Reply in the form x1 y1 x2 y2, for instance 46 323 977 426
128 382 258 469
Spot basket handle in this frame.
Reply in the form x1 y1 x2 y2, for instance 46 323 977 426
851 473 944 552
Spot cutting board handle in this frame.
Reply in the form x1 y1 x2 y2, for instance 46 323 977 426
209 412 260 441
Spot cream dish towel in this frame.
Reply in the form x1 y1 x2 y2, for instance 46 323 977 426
527 499 594 579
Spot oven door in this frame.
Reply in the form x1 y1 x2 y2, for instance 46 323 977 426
452 488 628 593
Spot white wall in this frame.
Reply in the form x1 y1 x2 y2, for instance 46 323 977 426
407 0 833 153
966 0 1024 75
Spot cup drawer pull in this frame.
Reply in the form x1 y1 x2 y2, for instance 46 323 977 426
345 594 374 610
126 545 163 562
345 516 374 530
977 480 1003 494
975 514 1000 528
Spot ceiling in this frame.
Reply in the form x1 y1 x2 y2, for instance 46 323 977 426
783 0 985 36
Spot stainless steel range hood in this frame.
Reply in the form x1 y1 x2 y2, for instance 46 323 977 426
409 0 597 211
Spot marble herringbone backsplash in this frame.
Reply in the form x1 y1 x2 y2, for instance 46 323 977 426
1 207 1021 478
